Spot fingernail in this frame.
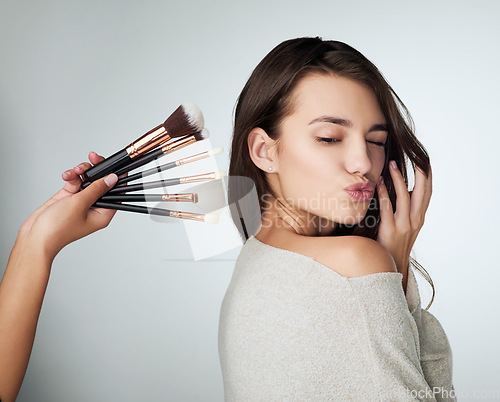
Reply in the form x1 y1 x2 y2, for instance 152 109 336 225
62 170 70 179
390 160 397 170
378 176 383 185
104 173 118 188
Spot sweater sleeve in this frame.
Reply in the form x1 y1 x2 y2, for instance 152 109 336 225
404 267 456 401
347 273 437 401
348 270 456 401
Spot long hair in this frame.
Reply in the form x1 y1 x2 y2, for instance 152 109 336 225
228 37 435 309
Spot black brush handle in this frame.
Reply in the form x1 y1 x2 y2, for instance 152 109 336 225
83 149 132 182
116 161 177 185
100 194 164 202
94 201 172 216
114 148 164 176
107 178 182 194
81 149 166 189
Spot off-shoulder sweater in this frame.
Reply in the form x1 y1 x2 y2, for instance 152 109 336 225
218 236 455 401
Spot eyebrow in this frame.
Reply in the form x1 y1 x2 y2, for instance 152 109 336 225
309 115 388 133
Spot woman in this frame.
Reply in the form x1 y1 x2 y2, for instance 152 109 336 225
218 37 455 400
0 153 118 402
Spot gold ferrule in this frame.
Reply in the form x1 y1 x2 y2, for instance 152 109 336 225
175 150 210 166
170 210 205 222
161 193 198 203
161 135 197 155
125 124 169 159
179 172 217 184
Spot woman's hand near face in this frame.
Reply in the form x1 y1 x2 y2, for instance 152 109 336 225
0 152 118 402
375 160 432 292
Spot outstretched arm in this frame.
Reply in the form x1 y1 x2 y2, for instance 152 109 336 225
0 153 117 402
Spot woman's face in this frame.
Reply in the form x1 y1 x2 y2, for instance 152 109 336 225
269 73 387 229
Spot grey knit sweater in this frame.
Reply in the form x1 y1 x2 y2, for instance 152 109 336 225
218 236 455 401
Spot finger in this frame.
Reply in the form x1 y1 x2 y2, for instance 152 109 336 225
62 168 83 194
376 176 394 227
389 160 410 220
73 162 93 176
62 169 79 182
410 165 431 222
75 173 118 210
423 164 432 211
88 151 105 165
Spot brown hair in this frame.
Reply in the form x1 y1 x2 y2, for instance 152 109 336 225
228 37 435 309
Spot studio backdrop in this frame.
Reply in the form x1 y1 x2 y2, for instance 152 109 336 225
1 1 498 400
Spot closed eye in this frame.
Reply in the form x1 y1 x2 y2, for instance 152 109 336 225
316 137 340 144
367 140 386 147
316 138 386 147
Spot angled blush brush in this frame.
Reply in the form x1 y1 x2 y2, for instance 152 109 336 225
82 103 204 182
106 171 226 195
115 146 223 186
93 201 218 223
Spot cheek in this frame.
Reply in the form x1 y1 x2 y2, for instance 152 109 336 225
369 148 386 176
277 144 341 198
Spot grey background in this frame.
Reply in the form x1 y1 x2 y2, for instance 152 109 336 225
1 1 499 400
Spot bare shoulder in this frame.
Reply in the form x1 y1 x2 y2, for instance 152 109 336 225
257 231 397 278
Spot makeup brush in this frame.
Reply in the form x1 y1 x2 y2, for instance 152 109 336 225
100 193 198 203
115 146 223 186
101 174 226 213
113 129 210 177
82 103 204 182
167 177 226 213
80 131 212 190
146 179 227 224
106 171 226 194
93 201 219 223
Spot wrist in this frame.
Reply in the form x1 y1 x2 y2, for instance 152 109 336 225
14 230 55 268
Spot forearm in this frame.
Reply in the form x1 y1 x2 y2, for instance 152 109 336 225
0 234 52 402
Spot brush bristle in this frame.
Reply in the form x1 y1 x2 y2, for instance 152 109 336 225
193 128 209 142
208 146 224 156
163 103 205 138
203 213 219 224
182 103 204 130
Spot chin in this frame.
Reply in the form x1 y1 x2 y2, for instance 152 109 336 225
310 210 368 228
337 217 365 226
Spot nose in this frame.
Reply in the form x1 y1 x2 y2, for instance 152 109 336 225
343 137 372 177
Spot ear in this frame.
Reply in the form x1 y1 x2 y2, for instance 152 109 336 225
248 128 278 173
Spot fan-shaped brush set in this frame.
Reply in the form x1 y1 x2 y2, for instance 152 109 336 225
82 103 224 223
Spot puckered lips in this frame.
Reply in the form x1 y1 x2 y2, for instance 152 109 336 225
344 181 376 202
